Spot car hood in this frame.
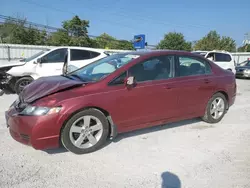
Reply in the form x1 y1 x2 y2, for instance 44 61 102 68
0 61 26 69
236 66 250 69
20 75 84 103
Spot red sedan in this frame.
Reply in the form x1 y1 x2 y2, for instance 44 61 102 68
5 50 237 154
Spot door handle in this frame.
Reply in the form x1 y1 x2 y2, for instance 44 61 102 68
204 79 211 84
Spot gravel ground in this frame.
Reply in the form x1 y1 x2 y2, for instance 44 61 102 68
0 79 250 188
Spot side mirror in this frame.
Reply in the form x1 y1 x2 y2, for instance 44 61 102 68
125 76 135 88
36 58 41 64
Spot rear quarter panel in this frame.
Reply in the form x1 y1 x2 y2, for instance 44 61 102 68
210 62 237 106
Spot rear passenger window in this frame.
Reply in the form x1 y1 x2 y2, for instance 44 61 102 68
177 56 212 77
90 51 101 58
214 53 232 62
70 49 92 61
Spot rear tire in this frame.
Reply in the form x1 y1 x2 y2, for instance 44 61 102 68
14 77 34 94
201 93 228 123
61 108 109 154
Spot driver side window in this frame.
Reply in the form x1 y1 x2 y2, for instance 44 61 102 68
41 48 67 63
109 72 127 86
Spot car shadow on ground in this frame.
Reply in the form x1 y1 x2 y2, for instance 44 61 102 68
113 118 201 143
44 118 201 155
161 171 181 188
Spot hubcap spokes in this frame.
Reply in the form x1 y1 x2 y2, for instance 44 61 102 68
19 81 31 90
210 97 225 119
69 115 103 149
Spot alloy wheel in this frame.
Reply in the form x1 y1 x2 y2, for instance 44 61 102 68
69 115 103 149
210 97 225 119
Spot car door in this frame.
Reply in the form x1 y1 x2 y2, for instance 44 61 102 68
174 55 216 117
107 55 180 129
68 49 104 72
206 52 233 70
35 48 67 78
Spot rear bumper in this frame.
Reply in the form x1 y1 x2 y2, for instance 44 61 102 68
5 107 60 150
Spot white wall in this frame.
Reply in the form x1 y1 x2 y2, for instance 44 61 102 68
0 43 55 61
1 43 250 65
232 52 250 64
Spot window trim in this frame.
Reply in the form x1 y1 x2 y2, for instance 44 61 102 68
214 52 232 62
41 48 67 63
70 49 92 61
108 71 128 86
127 55 176 84
175 55 213 78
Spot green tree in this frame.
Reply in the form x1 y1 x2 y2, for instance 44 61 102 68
194 30 236 52
95 33 116 48
237 44 250 52
0 18 48 45
61 15 90 46
94 33 134 50
156 32 192 51
47 29 70 46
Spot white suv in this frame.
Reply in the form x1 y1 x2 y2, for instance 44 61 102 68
1 46 130 94
192 50 236 74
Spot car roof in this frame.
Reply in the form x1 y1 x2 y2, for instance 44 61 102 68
117 50 197 57
51 46 131 53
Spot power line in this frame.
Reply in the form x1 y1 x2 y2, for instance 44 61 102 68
0 15 157 46
19 0 210 30
73 0 211 29
18 0 139 31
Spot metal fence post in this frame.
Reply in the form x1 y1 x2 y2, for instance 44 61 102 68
7 45 10 61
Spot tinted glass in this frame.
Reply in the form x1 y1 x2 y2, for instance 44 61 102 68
68 53 140 82
214 53 231 62
70 49 92 61
90 51 101 58
25 50 49 62
128 55 174 82
109 72 127 85
177 56 212 77
42 48 67 63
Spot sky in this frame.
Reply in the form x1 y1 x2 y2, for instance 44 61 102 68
1 0 250 47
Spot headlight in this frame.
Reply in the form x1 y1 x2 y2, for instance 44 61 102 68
244 69 250 73
19 105 62 116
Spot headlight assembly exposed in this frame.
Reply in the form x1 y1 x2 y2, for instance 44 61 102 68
19 105 62 116
244 69 250 74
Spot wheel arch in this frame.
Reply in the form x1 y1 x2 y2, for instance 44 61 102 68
59 106 117 146
9 75 34 90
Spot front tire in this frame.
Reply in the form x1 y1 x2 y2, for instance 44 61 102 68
14 77 34 94
201 93 228 123
61 109 109 154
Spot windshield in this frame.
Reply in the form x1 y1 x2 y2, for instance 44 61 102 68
24 49 50 62
68 53 140 82
239 60 250 67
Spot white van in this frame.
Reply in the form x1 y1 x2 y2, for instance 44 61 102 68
0 46 130 94
192 50 236 74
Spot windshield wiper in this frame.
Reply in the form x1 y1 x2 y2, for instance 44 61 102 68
69 74 85 81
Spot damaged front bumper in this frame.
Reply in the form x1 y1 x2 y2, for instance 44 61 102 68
0 73 15 95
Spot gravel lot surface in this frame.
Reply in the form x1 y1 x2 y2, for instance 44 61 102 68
0 79 250 188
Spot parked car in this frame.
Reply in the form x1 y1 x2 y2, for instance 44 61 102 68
235 58 250 78
0 47 129 94
5 50 237 154
192 50 236 73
